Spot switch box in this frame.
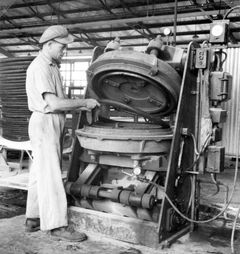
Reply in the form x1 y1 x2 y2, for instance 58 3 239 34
206 146 225 173
209 20 229 44
210 71 232 104
210 108 227 123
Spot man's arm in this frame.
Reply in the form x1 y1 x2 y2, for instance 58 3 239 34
43 93 100 112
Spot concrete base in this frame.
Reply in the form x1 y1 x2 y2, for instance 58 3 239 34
0 214 238 254
68 206 160 248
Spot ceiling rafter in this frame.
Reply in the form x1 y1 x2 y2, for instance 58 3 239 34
0 28 219 46
97 0 116 15
1 14 39 51
188 0 214 21
0 9 228 34
0 0 238 58
97 0 155 40
4 21 240 55
0 1 231 25
72 33 101 47
5 35 211 54
118 1 155 39
45 0 102 47
23 0 45 21
4 16 22 29
46 0 67 19
0 0 17 56
0 0 17 18
129 22 155 39
0 47 14 57
9 0 190 10
3 12 240 44
95 0 153 40
119 0 138 17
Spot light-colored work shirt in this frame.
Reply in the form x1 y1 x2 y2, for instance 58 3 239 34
26 51 65 113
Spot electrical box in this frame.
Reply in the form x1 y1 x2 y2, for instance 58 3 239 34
195 48 208 69
206 146 225 173
210 71 232 104
209 20 229 44
209 108 227 123
212 127 222 142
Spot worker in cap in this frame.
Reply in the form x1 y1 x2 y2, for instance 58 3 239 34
39 25 74 45
25 25 100 241
38 25 74 65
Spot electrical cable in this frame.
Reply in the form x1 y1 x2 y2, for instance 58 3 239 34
184 133 212 172
199 178 229 220
231 207 240 254
190 133 200 156
223 5 240 19
139 136 238 223
229 76 240 253
146 170 237 224
141 100 240 225
199 179 220 198
98 99 170 128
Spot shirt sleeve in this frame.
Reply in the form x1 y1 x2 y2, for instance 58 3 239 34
33 64 56 96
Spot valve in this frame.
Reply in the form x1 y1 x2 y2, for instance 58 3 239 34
104 37 120 52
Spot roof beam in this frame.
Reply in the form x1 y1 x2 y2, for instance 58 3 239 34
72 33 101 47
97 0 116 15
0 29 213 48
96 0 154 40
0 0 17 18
3 14 240 43
23 0 45 21
5 36 209 54
10 0 81 9
5 23 240 53
0 47 14 57
128 22 154 40
2 13 240 44
0 0 18 57
0 1 230 23
46 0 67 19
119 0 138 17
189 0 213 21
0 10 227 34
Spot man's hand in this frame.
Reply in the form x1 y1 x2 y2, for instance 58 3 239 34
84 99 100 110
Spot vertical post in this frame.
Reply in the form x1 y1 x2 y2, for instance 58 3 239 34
173 0 178 46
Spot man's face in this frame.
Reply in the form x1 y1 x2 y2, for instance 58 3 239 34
48 40 67 62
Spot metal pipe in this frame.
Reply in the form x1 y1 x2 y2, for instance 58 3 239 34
66 182 155 209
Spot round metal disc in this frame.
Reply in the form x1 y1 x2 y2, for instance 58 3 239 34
76 122 173 154
88 50 182 116
97 71 168 114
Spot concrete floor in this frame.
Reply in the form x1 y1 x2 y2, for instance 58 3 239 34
0 214 239 254
0 158 239 254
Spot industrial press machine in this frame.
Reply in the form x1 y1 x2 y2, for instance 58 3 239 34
65 21 232 247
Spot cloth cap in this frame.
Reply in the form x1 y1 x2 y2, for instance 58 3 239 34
39 25 74 44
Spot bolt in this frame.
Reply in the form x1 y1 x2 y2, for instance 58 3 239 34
123 97 131 104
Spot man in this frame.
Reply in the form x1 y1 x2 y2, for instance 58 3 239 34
25 25 100 241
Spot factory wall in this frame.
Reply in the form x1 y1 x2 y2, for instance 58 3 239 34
222 47 240 156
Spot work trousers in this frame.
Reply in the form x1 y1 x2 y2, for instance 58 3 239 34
26 112 68 231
